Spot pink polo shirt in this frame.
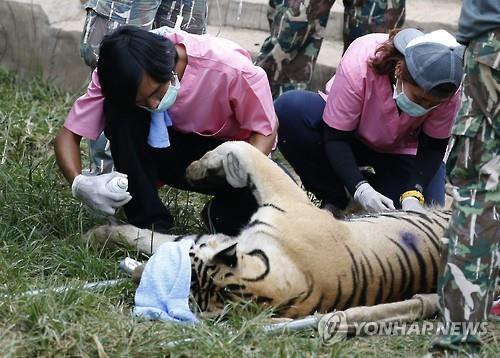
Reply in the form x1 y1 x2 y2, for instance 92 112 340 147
64 32 277 141
320 33 460 155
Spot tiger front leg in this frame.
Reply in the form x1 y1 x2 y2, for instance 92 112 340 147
186 141 310 206
186 141 249 190
83 224 178 255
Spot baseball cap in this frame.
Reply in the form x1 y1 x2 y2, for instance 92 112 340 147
394 28 465 98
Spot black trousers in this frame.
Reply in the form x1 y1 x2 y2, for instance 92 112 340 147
103 100 257 235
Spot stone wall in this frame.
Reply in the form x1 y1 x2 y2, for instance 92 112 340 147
0 0 88 91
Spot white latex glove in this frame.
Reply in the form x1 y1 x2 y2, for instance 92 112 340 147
401 196 426 213
353 182 395 213
71 172 132 215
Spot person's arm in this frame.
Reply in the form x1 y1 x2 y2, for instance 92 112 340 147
248 120 278 156
54 126 83 184
407 132 449 192
54 125 132 214
230 65 278 155
323 126 364 195
323 125 395 212
400 131 449 211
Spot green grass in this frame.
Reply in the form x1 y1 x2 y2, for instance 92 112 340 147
0 70 498 357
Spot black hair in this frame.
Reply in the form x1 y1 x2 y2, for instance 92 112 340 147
369 29 418 87
428 83 457 98
97 26 177 106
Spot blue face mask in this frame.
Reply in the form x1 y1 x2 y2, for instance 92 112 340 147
393 80 437 117
139 74 180 113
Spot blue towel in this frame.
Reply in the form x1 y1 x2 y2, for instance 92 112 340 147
147 111 173 148
133 239 198 324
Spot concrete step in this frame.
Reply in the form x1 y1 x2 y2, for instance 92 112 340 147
207 0 461 41
206 24 343 91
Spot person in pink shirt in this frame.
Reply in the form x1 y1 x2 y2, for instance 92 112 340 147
54 26 277 235
275 28 464 214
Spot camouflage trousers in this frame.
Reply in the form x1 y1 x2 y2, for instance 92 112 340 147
254 0 405 97
80 0 207 69
433 30 500 353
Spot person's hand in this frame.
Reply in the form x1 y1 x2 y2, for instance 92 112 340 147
354 182 395 212
401 196 426 213
71 172 132 215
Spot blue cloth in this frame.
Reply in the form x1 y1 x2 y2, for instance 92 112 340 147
147 111 173 148
133 239 198 323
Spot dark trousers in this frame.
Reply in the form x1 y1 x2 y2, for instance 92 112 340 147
103 100 257 235
275 90 445 209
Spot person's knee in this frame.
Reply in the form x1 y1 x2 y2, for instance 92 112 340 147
274 90 304 124
275 91 314 144
424 163 446 207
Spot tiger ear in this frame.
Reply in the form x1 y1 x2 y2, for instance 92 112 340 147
212 243 238 268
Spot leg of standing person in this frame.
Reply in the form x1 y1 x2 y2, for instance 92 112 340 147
342 0 406 53
80 9 117 70
255 0 406 98
255 0 333 98
431 30 500 353
154 0 207 33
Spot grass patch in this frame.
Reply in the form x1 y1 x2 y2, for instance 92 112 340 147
0 70 498 356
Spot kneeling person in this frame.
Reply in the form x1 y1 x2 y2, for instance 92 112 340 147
54 26 278 235
276 28 464 214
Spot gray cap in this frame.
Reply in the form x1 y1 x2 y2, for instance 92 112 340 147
394 28 465 98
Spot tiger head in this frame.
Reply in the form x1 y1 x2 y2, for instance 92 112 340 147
86 223 310 316
185 231 311 316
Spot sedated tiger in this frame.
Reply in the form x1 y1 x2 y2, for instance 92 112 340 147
85 141 449 318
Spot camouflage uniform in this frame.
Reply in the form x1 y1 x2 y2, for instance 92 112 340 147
81 0 207 69
79 0 207 175
433 29 500 352
254 0 405 98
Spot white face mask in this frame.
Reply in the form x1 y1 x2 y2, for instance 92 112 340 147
139 74 180 113
393 79 438 117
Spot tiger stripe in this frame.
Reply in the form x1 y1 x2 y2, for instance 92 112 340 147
261 203 286 212
89 142 453 318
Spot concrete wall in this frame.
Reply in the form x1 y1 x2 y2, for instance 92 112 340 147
0 0 88 91
0 0 461 92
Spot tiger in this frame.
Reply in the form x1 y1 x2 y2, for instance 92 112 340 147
84 141 449 318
